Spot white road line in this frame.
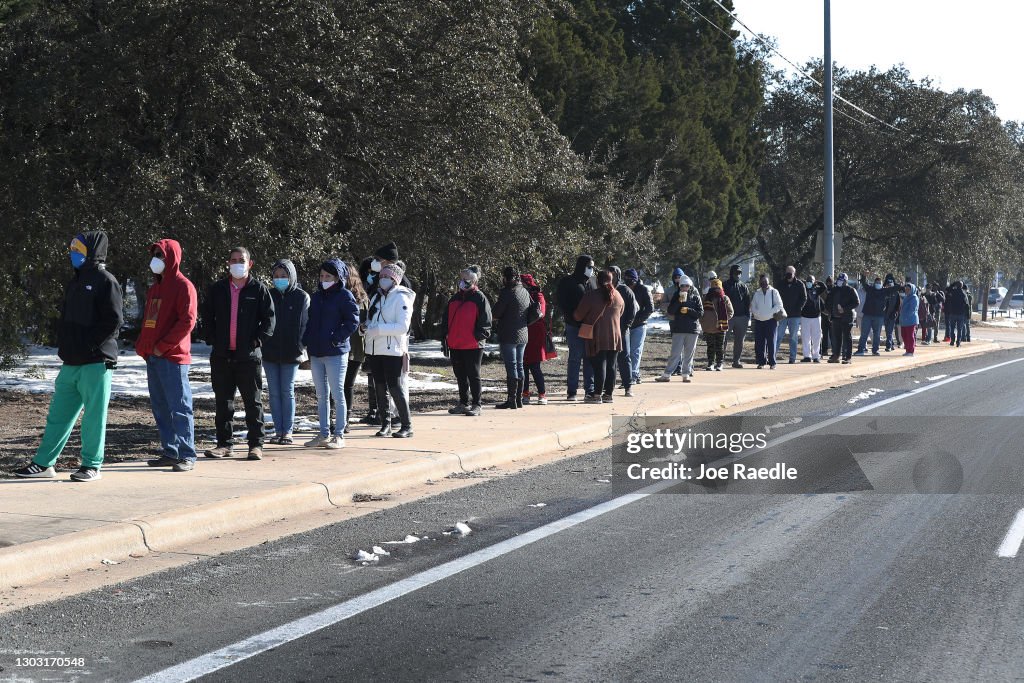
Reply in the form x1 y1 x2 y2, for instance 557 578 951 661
135 354 1024 683
997 509 1024 558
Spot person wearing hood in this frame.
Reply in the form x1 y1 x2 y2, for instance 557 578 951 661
656 274 704 382
880 273 902 351
944 280 970 347
855 271 888 356
820 275 834 358
826 272 860 363
723 264 751 368
492 267 533 410
800 277 826 363
611 266 638 396
899 283 920 356
700 278 733 371
137 239 200 472
363 261 415 438
922 282 940 345
520 273 555 405
775 266 807 364
441 265 492 416
750 274 785 369
200 246 276 461
623 269 653 384
666 267 688 375
574 269 625 401
16 231 123 482
556 254 596 401
259 259 310 446
301 259 359 449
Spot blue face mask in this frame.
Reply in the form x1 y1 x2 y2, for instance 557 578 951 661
70 252 86 269
874 283 882 290
367 273 376 285
273 278 289 292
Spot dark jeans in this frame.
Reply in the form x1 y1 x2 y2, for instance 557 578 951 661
344 359 363 424
210 355 264 448
450 348 484 405
368 355 411 429
753 319 778 367
830 320 854 360
616 324 632 388
524 363 546 396
588 350 617 397
820 315 831 357
725 315 749 364
949 314 967 344
565 324 595 397
884 317 899 349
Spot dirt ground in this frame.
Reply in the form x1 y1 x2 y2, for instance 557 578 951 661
0 329 771 477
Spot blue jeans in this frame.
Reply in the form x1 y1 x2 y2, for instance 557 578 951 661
565 325 595 397
949 315 967 344
264 362 298 436
146 356 195 462
754 319 778 366
884 317 898 349
310 354 348 438
857 315 884 353
500 342 526 380
628 325 647 380
775 317 801 362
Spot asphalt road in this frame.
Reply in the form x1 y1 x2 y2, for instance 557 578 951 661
3 346 1024 683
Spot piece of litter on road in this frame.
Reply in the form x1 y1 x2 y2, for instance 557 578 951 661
354 550 379 564
371 546 391 556
528 503 547 508
877 626 890 630
100 559 119 566
596 479 611 483
927 374 948 381
381 535 421 545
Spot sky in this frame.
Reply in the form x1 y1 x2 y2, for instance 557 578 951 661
729 0 1024 123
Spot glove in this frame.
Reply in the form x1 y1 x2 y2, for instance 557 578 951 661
442 339 450 358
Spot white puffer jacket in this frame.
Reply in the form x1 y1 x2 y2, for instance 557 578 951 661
364 286 415 357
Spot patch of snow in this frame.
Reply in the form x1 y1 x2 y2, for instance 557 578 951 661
355 549 379 564
381 535 421 545
528 503 547 508
371 546 390 556
646 311 671 333
454 522 472 535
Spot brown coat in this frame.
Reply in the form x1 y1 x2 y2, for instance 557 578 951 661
573 288 624 356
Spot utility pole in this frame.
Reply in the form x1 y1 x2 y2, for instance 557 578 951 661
823 0 835 278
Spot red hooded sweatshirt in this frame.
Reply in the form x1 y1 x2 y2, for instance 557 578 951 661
135 239 198 364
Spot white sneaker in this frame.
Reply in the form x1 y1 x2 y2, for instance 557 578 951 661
655 375 671 382
304 435 328 448
324 436 345 450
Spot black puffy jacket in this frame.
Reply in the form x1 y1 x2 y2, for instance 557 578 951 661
58 231 123 366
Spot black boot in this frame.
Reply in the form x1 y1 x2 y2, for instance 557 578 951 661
514 378 524 408
495 377 517 409
375 418 392 437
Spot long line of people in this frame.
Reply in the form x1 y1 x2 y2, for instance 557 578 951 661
12 234 977 483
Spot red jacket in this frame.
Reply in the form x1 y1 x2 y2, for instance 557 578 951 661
136 239 198 364
524 291 555 364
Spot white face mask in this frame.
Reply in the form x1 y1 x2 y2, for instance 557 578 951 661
150 257 165 275
584 266 594 278
321 280 334 290
379 277 394 291
371 259 382 273
229 263 249 279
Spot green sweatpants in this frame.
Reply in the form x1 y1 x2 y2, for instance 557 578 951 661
33 363 113 470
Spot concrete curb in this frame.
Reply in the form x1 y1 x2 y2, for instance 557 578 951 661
0 341 1002 590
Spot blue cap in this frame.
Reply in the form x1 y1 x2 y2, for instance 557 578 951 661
672 267 684 278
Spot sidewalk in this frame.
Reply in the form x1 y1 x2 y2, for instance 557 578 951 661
0 339 1007 590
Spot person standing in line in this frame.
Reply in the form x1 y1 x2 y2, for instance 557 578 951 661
356 258 382 425
201 246 276 461
820 275 834 359
611 266 637 396
723 265 751 369
556 254 596 401
855 272 887 356
363 262 415 438
261 259 309 446
826 273 860 364
138 239 200 471
442 265 492 416
775 266 807 364
701 278 733 371
881 273 902 351
574 269 625 401
623 269 653 384
799 276 824 363
15 232 123 482
492 267 533 410
945 280 970 347
900 283 920 356
521 273 555 405
343 264 370 433
964 284 974 342
302 259 359 450
656 274 704 383
750 274 784 369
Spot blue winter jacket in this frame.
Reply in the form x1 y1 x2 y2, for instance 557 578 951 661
302 258 360 357
899 285 920 326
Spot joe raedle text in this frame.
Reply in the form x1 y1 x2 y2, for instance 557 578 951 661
626 462 798 482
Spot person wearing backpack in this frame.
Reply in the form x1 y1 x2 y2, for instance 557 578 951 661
520 273 555 405
656 275 704 383
750 274 785 369
492 267 533 410
701 278 733 371
441 265 492 417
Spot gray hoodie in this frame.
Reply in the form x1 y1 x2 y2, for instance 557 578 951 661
263 259 310 364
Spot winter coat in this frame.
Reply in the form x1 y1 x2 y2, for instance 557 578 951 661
826 284 860 324
616 283 637 330
776 277 808 317
136 238 197 365
524 289 555 365
58 230 124 366
944 287 969 316
574 288 625 355
629 282 654 328
302 259 359 358
667 288 704 334
800 284 824 318
723 277 751 317
442 287 492 351
859 275 889 317
700 287 733 334
492 283 532 345
201 274 276 361
900 285 920 326
556 257 592 327
263 259 310 365
364 285 415 357
750 286 784 322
